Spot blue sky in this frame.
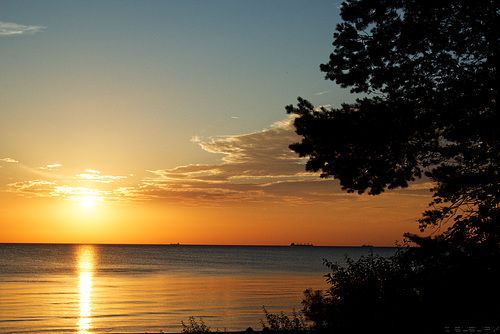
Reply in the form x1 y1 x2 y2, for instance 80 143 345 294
1 1 348 170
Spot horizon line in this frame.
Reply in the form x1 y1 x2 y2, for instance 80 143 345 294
0 241 396 247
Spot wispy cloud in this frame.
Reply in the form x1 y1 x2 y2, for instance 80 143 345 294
197 116 301 165
140 116 331 205
0 21 46 36
6 166 129 202
51 185 110 201
7 180 57 198
7 178 138 203
75 169 127 183
38 164 62 170
0 158 19 163
150 116 309 181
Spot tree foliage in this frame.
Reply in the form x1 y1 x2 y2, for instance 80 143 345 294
287 0 499 247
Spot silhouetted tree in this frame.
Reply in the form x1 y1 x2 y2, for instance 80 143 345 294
289 1 500 332
287 0 499 249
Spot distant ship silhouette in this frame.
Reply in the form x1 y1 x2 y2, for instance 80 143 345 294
290 242 313 246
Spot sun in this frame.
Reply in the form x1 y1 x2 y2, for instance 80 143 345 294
81 196 96 209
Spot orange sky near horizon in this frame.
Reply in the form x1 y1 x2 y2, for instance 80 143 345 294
0 191 433 246
0 120 434 246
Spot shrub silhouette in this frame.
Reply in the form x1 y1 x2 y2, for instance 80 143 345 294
301 247 500 334
261 306 308 333
181 317 219 333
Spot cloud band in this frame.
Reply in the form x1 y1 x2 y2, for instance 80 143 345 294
0 21 45 36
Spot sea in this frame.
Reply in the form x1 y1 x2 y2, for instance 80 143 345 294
0 243 396 333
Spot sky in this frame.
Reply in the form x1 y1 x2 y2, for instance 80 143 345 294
0 1 434 246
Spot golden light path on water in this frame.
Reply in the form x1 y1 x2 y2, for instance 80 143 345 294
76 245 95 334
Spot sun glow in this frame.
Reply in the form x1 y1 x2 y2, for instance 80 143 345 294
81 196 96 209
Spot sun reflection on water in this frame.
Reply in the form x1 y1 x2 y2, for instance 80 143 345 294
76 245 95 334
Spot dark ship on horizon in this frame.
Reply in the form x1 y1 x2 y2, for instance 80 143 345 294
290 242 313 247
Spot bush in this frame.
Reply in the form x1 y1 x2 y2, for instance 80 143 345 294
181 317 220 333
261 306 309 333
301 251 421 333
301 247 500 334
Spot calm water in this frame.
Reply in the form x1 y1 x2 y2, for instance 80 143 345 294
0 244 396 333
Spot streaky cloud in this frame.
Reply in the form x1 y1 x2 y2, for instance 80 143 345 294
0 158 19 163
0 21 46 36
198 116 300 164
7 180 57 198
75 169 127 183
38 164 62 170
190 136 201 143
137 116 329 204
51 185 110 201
